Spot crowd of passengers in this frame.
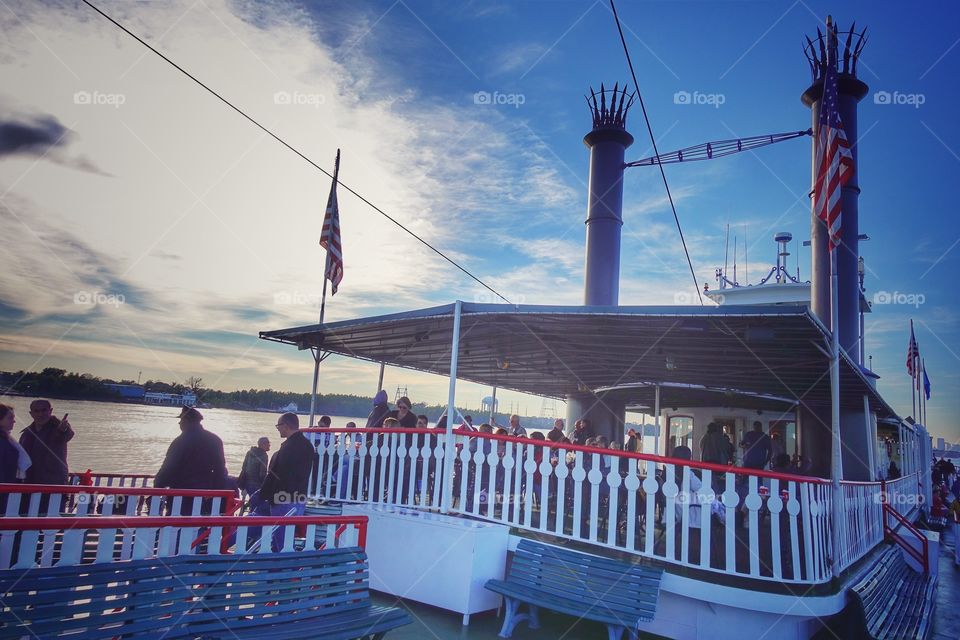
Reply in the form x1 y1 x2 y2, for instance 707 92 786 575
307 392 826 553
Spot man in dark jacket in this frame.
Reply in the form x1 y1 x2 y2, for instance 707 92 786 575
20 399 73 485
260 412 316 513
155 407 228 494
259 412 317 550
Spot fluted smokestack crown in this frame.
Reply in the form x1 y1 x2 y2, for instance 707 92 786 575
586 83 634 130
803 16 867 82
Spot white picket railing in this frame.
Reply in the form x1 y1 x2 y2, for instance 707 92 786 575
884 473 922 521
0 514 366 570
835 480 885 573
307 428 855 584
0 483 237 519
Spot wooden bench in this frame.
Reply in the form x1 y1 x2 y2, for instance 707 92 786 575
485 539 662 640
0 547 410 640
850 544 936 640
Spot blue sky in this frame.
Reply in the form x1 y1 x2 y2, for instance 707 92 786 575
0 0 957 441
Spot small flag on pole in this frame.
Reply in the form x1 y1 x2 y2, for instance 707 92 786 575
320 150 343 294
906 320 920 378
813 47 854 251
923 360 931 400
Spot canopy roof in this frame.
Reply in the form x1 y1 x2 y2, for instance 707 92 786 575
260 303 898 420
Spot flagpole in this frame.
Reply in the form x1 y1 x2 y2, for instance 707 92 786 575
308 149 341 428
921 359 927 426
829 246 843 578
910 318 920 419
308 270 329 428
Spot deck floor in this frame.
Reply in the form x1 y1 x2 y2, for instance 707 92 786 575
373 526 960 640
932 524 960 640
369 593 668 639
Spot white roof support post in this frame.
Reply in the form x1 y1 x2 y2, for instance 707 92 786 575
654 384 661 456
864 395 875 481
440 300 463 514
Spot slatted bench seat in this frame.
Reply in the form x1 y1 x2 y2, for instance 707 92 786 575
485 539 663 640
0 547 410 640
850 545 936 640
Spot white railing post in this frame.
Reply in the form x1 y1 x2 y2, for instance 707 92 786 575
440 300 463 514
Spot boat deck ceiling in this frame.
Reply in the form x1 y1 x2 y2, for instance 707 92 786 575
260 303 898 420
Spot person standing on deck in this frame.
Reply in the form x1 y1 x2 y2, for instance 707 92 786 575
547 419 565 442
570 418 594 445
699 422 729 465
155 407 228 490
238 437 270 511
19 399 73 485
259 412 316 549
366 390 391 428
1 404 30 484
740 421 772 471
508 414 527 438
387 396 418 428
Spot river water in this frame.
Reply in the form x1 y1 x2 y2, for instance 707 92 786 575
3 397 365 476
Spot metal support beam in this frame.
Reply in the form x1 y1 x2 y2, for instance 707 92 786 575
440 300 463 514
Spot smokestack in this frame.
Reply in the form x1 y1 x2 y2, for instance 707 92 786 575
802 18 868 361
802 17 874 482
583 83 634 306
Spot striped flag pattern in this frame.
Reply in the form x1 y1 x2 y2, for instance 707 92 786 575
813 54 854 251
320 151 343 294
906 321 920 378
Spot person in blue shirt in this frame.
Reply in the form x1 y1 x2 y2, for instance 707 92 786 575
739 421 771 470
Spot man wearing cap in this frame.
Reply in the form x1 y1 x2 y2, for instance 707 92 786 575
155 407 228 493
259 412 316 517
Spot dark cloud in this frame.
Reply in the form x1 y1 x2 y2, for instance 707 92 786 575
0 115 70 157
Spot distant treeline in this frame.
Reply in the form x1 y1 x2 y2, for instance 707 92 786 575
0 367 561 429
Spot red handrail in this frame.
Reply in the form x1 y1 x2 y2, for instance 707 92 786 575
302 427 831 485
883 503 929 573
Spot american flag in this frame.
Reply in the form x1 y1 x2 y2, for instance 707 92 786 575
813 56 854 251
320 150 343 294
906 320 920 378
